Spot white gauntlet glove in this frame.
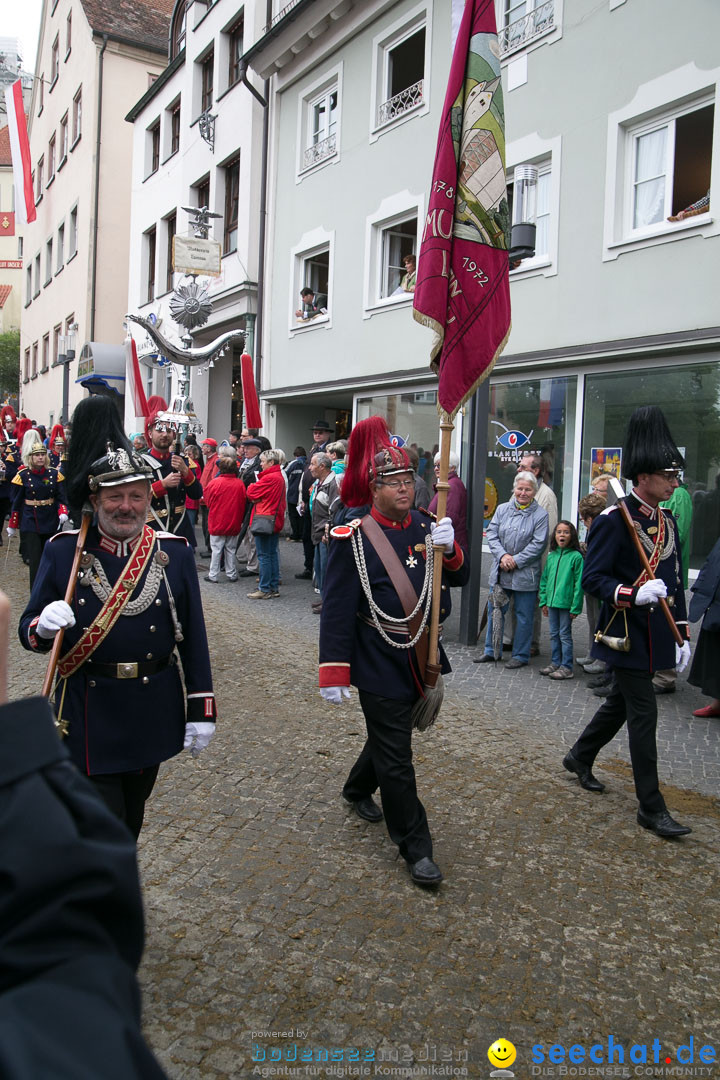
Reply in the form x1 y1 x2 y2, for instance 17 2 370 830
675 641 691 673
58 513 69 526
184 721 215 756
320 686 351 705
635 579 667 606
37 600 76 639
6 527 17 539
431 516 455 553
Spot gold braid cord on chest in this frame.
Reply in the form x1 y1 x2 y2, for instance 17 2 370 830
77 551 164 614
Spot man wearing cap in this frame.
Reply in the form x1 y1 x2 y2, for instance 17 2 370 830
19 442 216 838
562 406 692 838
319 417 469 887
142 410 202 547
297 420 334 581
8 429 69 587
48 424 68 469
236 438 264 578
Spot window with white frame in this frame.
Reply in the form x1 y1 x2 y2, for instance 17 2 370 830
627 101 713 233
497 0 556 57
290 234 332 328
297 67 341 177
364 193 422 313
371 7 430 136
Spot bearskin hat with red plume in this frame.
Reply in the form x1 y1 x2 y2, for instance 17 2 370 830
341 415 411 509
65 397 136 521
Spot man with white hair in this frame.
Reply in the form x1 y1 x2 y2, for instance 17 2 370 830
428 449 468 553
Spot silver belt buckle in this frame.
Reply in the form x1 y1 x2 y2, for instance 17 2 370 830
117 662 138 679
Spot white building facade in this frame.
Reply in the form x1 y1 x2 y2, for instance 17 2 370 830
125 0 265 439
19 0 173 427
247 0 719 574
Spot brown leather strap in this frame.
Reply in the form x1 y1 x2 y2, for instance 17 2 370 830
359 515 430 681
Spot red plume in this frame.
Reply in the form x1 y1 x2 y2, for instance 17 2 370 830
14 418 33 444
49 423 66 448
341 415 394 508
144 396 168 442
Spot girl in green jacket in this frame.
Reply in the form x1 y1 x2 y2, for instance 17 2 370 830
538 521 584 680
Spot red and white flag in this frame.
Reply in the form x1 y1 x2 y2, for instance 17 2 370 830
125 336 149 422
4 80 36 226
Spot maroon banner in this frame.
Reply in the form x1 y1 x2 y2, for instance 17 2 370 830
0 212 15 237
413 0 511 419
240 353 262 429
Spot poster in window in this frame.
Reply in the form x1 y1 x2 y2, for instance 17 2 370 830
590 447 622 484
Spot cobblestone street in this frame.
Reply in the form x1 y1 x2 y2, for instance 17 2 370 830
5 539 719 1080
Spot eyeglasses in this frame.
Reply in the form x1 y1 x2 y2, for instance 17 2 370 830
655 470 681 481
377 478 415 490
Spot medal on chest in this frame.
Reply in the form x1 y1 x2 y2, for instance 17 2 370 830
405 546 417 568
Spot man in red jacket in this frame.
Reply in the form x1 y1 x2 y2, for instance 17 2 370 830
202 456 247 583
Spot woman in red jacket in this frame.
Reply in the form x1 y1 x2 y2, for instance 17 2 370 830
246 450 287 599
202 455 247 583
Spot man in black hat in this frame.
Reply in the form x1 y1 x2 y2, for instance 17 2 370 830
318 418 468 887
562 406 691 838
296 420 334 581
19 440 216 838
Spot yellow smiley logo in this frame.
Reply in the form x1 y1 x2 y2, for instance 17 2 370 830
488 1039 517 1069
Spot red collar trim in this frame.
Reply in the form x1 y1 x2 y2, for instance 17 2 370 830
631 489 657 519
149 447 171 461
370 506 412 530
97 525 146 558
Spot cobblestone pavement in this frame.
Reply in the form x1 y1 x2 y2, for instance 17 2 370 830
4 538 719 1080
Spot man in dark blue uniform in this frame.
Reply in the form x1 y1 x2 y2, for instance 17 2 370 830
563 406 691 837
19 445 216 837
8 429 69 587
142 409 202 546
319 418 469 887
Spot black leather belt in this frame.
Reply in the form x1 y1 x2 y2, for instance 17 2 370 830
83 655 175 679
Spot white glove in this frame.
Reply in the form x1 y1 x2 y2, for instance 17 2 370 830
431 516 455 553
6 527 17 538
184 721 215 756
37 600 76 639
320 686 351 705
58 513 69 525
636 579 667 605
675 641 691 673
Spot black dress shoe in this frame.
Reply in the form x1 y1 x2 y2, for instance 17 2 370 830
295 570 313 580
408 857 443 886
343 795 383 822
238 569 257 578
637 808 692 837
563 751 606 792
653 684 676 695
473 653 496 663
588 674 611 689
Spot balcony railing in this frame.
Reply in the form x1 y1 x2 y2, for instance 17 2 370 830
498 0 554 55
267 0 304 32
302 133 337 171
377 79 424 127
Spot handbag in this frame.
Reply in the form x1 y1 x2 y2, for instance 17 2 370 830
594 607 631 652
250 513 274 536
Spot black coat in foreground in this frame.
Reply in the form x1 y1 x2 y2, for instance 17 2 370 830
0 696 167 1079
582 492 687 672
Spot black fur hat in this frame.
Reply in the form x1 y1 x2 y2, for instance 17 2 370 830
65 397 136 520
622 406 684 483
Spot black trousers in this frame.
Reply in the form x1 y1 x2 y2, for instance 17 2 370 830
22 531 53 589
572 667 665 814
287 502 302 541
89 765 160 839
301 509 314 572
200 505 210 551
344 690 432 863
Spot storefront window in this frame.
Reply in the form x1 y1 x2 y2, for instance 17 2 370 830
356 389 439 484
485 376 577 521
582 361 720 571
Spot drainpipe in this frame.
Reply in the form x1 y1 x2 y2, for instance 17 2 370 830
90 33 108 341
238 57 269 389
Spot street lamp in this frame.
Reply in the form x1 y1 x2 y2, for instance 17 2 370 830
58 324 78 424
509 164 539 264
